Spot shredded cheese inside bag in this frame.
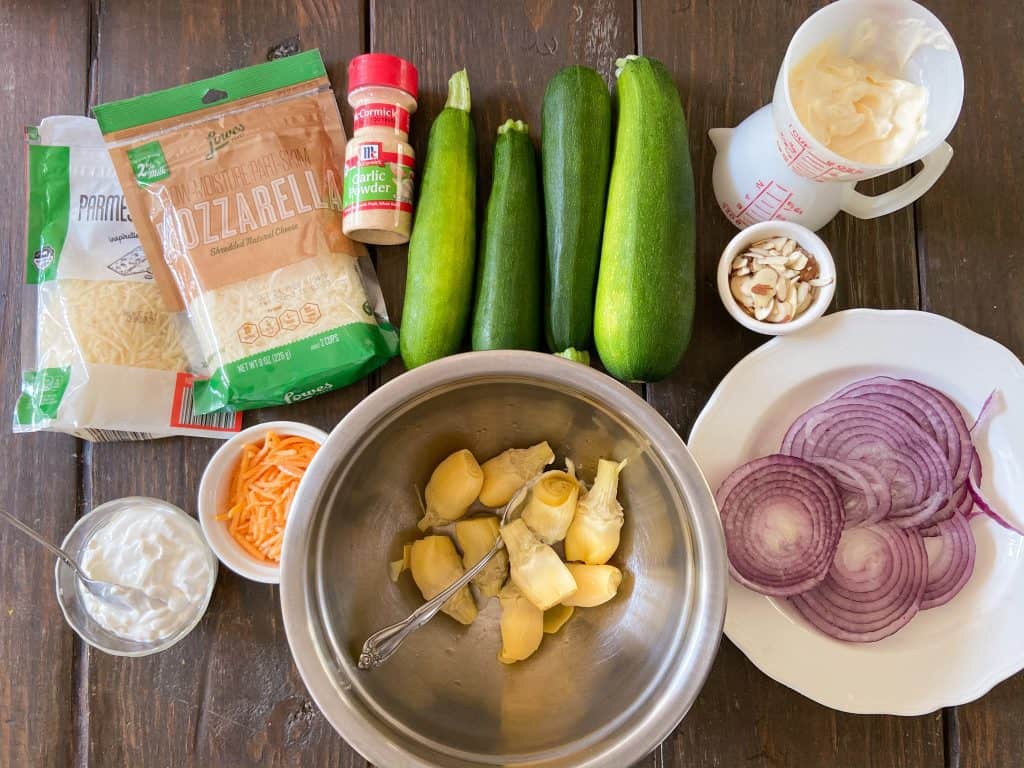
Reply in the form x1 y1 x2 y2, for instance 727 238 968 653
38 279 190 371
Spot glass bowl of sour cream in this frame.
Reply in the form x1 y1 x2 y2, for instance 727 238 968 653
55 497 218 657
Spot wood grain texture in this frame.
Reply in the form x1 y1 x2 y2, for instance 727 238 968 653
3 0 1022 766
637 1 941 766
0 2 90 767
370 0 635 383
915 3 1024 767
85 1 371 766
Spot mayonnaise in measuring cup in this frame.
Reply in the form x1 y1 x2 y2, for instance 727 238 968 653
789 19 949 165
80 504 213 642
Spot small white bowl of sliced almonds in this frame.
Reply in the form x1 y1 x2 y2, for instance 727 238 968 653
717 221 836 335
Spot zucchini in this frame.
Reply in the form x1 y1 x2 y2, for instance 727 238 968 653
471 119 542 351
400 70 477 369
594 55 695 382
541 66 612 357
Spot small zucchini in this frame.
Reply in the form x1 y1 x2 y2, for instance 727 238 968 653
541 66 612 358
471 119 542 351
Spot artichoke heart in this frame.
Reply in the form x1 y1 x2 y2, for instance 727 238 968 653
498 582 544 663
565 458 627 564
521 464 580 544
454 516 509 597
479 441 554 507
500 519 577 610
410 535 478 625
389 543 413 582
543 604 575 634
420 449 484 531
562 563 622 607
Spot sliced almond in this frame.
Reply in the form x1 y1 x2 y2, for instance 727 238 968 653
754 300 774 320
781 238 796 256
752 289 774 308
752 267 778 287
808 276 834 287
731 256 748 271
775 278 789 302
729 275 747 303
788 252 808 271
733 265 751 277
799 255 820 282
797 284 813 312
767 300 788 323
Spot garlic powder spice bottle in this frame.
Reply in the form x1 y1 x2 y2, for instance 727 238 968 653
343 54 419 245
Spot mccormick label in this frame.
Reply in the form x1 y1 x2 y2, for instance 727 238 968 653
353 103 410 134
342 141 415 216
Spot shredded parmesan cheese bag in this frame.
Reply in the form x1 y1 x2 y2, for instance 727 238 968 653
95 50 398 413
14 116 242 441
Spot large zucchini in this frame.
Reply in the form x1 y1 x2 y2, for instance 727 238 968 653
593 55 695 381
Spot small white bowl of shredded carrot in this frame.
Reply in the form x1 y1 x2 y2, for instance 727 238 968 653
199 421 327 583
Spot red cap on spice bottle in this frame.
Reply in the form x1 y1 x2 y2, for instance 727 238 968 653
347 54 418 99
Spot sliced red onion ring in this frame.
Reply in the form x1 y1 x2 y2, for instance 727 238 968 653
811 457 891 527
790 524 928 642
920 513 976 610
970 389 999 432
720 377 1015 644
966 447 1024 536
782 397 952 526
717 455 844 597
833 377 972 490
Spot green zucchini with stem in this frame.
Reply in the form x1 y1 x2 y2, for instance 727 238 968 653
400 69 477 369
594 55 695 381
471 119 542 351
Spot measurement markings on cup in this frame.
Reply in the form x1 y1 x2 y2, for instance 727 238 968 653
725 181 796 227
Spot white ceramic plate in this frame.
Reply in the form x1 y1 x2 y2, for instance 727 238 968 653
689 309 1024 715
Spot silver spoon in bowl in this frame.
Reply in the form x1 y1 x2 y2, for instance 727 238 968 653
0 508 166 612
358 476 539 670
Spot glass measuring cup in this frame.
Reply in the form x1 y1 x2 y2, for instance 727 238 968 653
711 0 964 230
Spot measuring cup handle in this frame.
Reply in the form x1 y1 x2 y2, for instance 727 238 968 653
840 143 954 220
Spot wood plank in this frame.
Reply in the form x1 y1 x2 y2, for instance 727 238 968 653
370 0 636 383
638 2 942 766
86 1 371 765
0 2 90 766
913 3 1024 767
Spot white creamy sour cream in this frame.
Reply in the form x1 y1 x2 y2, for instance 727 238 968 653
789 19 950 166
80 504 213 642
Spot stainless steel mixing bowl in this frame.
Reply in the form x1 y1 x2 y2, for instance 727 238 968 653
281 351 726 767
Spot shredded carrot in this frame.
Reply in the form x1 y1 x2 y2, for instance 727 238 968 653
216 431 319 563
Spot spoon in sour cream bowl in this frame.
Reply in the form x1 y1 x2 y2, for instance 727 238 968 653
0 508 166 612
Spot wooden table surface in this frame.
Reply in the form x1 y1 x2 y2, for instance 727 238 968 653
2 1 1021 766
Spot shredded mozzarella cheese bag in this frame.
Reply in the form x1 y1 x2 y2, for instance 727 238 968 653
96 50 398 413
